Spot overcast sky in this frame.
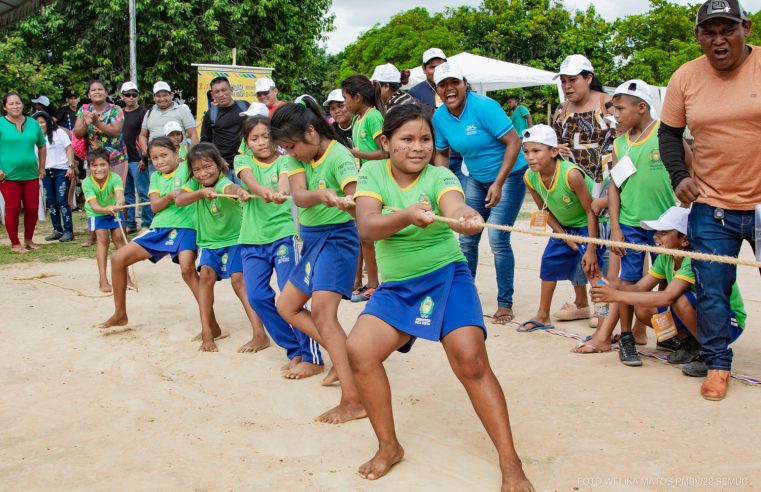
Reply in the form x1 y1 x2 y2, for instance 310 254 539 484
325 0 761 53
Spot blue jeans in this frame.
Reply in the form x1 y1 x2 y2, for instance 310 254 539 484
688 203 757 371
459 169 527 308
42 168 73 233
124 161 154 229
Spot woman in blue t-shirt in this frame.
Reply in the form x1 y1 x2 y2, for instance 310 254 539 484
432 63 528 324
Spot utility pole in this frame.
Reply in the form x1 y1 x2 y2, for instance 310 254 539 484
129 0 137 83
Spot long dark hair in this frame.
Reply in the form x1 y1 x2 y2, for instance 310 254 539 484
382 104 434 141
270 98 339 144
147 136 177 155
32 111 57 144
341 74 384 114
579 70 604 93
186 142 228 179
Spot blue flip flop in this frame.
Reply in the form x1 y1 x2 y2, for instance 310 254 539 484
517 320 555 333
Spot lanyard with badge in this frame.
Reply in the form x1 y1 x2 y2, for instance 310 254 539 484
610 119 656 188
530 162 559 230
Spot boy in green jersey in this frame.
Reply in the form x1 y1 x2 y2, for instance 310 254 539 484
518 125 601 333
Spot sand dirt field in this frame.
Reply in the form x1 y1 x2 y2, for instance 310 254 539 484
1 232 760 491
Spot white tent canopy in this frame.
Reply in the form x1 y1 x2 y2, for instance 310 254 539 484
403 52 558 94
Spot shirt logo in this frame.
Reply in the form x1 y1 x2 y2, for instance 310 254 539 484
418 194 431 206
317 178 327 190
270 172 278 186
211 201 219 215
650 149 661 162
415 296 435 326
174 178 181 187
561 195 575 208
466 124 478 136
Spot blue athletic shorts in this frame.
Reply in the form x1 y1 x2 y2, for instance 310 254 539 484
541 226 603 282
88 213 125 231
620 224 656 282
361 262 486 353
197 244 243 280
289 221 359 299
657 291 743 343
133 227 197 264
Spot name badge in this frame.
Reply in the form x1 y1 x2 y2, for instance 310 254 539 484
611 155 637 187
651 310 678 342
530 210 549 230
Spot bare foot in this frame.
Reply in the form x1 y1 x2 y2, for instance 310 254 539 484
99 281 113 293
281 356 302 372
199 339 218 352
81 240 93 247
24 241 40 250
501 462 534 492
99 313 128 329
10 244 27 254
321 366 339 386
283 361 324 379
237 334 271 353
127 278 137 291
315 401 366 424
516 315 551 333
490 307 514 325
358 443 405 480
191 331 229 342
571 334 612 353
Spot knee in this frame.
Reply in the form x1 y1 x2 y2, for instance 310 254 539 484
346 336 365 372
276 295 296 322
230 274 244 291
180 264 196 282
451 351 488 381
487 229 510 249
311 301 336 329
634 306 651 325
199 268 217 284
672 295 695 318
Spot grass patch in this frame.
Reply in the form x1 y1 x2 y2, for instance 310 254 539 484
0 212 98 266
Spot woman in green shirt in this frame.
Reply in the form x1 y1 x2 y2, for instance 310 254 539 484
0 92 47 253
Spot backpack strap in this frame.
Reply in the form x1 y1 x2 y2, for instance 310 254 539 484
209 100 248 127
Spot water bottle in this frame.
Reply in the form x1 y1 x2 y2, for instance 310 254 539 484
593 280 609 319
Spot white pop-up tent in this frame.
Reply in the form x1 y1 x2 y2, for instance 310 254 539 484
404 52 558 94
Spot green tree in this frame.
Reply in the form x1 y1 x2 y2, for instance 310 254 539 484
0 36 69 103
1 0 333 106
336 7 462 81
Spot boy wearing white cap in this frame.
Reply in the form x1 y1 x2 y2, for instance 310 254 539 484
163 121 188 162
518 124 601 333
255 77 286 117
591 206 746 377
370 63 414 109
607 79 677 365
323 89 353 148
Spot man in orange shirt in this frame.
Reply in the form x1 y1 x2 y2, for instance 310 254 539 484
659 0 759 401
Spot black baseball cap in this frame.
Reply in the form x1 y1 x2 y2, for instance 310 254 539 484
696 0 748 26
64 89 79 98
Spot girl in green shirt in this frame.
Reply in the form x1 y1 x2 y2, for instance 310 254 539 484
271 98 363 425
175 143 269 353
349 104 532 490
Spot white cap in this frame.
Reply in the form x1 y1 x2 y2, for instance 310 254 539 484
422 48 447 65
433 62 464 86
240 102 269 118
163 121 183 135
255 77 276 92
153 81 171 94
613 79 660 119
522 124 558 147
120 81 138 93
31 96 50 106
323 89 344 106
554 54 594 79
641 206 690 235
370 63 401 83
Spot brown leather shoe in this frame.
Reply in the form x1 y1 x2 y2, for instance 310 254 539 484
701 369 730 401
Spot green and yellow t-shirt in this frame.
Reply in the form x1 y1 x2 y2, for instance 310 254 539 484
234 153 296 244
355 160 466 282
148 162 195 230
613 121 676 226
83 173 123 217
285 140 358 227
649 255 746 329
352 108 383 166
182 175 241 249
524 159 593 228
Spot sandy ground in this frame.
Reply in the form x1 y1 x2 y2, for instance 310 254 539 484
1 230 760 492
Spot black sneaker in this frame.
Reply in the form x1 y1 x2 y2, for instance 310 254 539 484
682 357 708 377
618 332 642 366
126 227 139 235
59 231 75 242
667 337 701 365
45 231 63 241
656 337 682 352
